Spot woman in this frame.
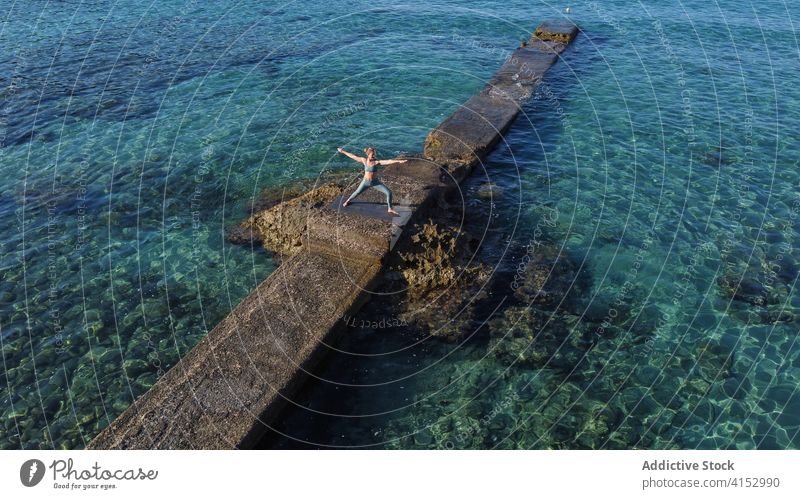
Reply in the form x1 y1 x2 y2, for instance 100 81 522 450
337 146 407 216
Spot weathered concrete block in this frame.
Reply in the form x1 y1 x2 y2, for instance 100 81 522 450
364 173 436 207
245 182 345 255
306 206 393 263
423 93 521 165
534 19 579 43
484 48 557 101
88 251 381 449
423 20 577 166
382 157 448 187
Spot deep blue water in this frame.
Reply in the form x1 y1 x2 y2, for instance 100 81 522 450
1 0 799 449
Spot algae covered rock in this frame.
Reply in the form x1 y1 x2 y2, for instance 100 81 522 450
225 224 263 246
487 306 550 366
231 182 345 256
511 243 579 307
394 220 490 340
476 182 503 199
715 241 795 314
487 304 591 370
399 221 475 292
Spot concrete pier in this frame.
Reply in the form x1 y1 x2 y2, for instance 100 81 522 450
88 19 579 449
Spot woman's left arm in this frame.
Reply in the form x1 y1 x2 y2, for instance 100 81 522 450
378 159 408 165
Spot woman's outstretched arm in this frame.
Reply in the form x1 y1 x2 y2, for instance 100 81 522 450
377 159 408 165
337 147 365 163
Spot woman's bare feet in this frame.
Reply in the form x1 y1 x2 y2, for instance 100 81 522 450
388 208 399 216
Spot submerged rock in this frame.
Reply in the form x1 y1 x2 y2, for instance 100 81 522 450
715 241 795 321
487 306 549 366
717 267 789 309
695 142 729 168
717 274 776 306
486 305 586 369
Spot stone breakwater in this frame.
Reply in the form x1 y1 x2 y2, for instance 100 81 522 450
87 19 579 449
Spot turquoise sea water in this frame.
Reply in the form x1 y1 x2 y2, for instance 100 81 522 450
1 0 799 449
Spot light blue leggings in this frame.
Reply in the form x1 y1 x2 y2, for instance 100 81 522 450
344 177 393 209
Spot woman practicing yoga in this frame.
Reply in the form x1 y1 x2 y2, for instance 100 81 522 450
337 146 407 216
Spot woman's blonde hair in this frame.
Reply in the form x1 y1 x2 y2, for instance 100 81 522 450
364 147 376 158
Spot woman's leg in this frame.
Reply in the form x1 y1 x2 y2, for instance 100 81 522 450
371 181 393 210
343 178 369 206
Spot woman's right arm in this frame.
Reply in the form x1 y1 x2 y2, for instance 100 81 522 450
337 147 365 163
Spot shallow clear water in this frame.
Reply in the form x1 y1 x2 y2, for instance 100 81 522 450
2 0 799 449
